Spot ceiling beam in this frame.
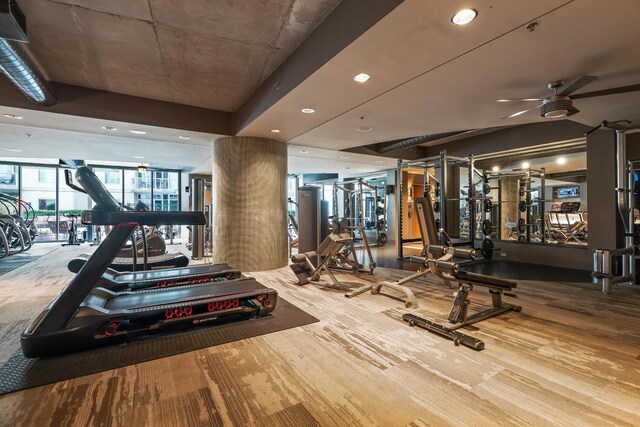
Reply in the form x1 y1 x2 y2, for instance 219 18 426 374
0 77 232 135
232 0 405 134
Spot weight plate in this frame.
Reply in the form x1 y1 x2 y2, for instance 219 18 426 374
433 201 440 213
377 233 388 246
376 219 386 230
482 219 493 236
376 206 385 216
376 195 382 203
483 199 492 213
483 183 492 195
481 238 494 259
519 201 527 212
434 188 441 198
519 187 525 197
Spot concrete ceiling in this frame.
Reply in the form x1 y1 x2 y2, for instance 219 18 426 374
240 0 640 149
18 0 342 111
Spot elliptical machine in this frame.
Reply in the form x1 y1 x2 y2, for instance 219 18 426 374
61 214 84 246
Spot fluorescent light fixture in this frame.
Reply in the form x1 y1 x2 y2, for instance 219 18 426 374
357 127 372 133
3 114 22 119
492 166 500 172
3 148 22 152
557 157 567 165
270 129 281 133
522 162 530 169
299 150 309 154
340 156 349 159
137 165 148 173
301 108 315 114
133 156 145 159
129 130 147 135
451 9 477 25
353 73 371 83
102 126 117 131
179 135 190 140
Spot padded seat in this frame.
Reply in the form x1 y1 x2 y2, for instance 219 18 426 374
454 270 516 289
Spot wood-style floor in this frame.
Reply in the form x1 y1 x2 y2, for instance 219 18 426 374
0 243 639 426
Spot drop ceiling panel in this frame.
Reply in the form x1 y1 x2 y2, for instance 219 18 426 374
287 0 640 150
238 0 569 142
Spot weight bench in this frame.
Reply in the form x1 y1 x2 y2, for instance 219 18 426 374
403 244 521 350
289 232 372 297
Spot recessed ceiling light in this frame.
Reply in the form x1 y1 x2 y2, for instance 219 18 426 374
129 130 147 135
102 126 117 131
3 148 22 152
557 157 567 165
270 129 281 133
301 108 315 114
3 114 22 120
340 155 349 159
133 156 145 159
179 135 190 140
522 162 530 169
137 165 148 173
357 127 372 133
353 73 371 83
299 150 309 154
492 166 500 172
451 8 477 25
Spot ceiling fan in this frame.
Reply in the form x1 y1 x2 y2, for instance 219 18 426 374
497 75 640 119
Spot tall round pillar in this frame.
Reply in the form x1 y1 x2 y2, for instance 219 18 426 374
211 136 288 271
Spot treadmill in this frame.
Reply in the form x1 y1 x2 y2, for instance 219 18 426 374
21 167 277 358
68 249 190 273
95 264 242 291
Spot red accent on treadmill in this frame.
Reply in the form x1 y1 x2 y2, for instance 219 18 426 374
261 298 271 308
206 298 239 312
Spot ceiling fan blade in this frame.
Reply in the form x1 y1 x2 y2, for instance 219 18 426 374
496 98 544 102
502 104 544 119
571 83 640 100
557 75 598 96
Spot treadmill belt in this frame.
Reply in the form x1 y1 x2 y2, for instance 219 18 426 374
0 298 318 395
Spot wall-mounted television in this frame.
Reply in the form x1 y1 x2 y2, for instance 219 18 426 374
557 186 580 198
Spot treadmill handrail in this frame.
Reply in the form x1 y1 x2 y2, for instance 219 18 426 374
82 210 206 226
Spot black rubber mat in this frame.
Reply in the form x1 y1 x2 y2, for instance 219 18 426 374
0 298 318 395
0 255 41 277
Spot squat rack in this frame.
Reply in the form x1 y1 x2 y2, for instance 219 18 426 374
396 150 476 259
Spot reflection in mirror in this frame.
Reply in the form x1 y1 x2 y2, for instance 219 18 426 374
475 140 587 246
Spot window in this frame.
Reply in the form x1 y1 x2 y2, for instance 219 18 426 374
105 169 121 185
38 168 55 183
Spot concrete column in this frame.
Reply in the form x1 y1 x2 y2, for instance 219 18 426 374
211 136 287 271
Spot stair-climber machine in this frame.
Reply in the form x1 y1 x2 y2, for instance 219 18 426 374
21 167 277 358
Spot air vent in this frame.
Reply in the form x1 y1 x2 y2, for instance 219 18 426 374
0 0 27 42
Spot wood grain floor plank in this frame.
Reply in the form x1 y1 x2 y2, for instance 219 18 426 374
0 243 639 426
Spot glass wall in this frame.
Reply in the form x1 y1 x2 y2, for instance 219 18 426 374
124 169 152 209
21 166 58 241
152 171 179 211
0 161 181 242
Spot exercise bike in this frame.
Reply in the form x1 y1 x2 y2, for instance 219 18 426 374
61 214 84 246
